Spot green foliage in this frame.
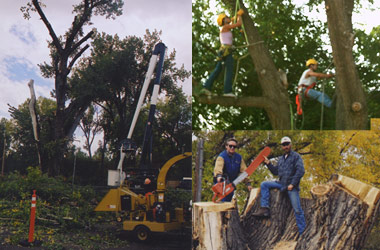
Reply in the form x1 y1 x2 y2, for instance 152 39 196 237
165 188 192 208
0 167 125 249
73 0 124 20
192 0 332 130
70 29 191 167
192 0 379 130
193 130 380 204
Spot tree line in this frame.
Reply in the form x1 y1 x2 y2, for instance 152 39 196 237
0 1 191 184
192 0 380 130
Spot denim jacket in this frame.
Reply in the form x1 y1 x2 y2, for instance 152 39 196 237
266 150 305 190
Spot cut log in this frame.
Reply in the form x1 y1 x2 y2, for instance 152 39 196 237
193 175 380 250
192 202 249 250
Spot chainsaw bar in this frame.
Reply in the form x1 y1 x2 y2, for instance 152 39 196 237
212 146 271 203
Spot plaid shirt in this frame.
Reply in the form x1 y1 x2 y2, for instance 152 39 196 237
266 150 305 190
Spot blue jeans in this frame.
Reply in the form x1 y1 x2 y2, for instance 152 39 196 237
303 88 332 108
222 190 234 202
203 53 233 94
260 181 306 234
213 179 235 202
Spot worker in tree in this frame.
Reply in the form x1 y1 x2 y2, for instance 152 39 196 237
298 59 334 108
214 138 252 202
252 137 306 235
200 9 244 97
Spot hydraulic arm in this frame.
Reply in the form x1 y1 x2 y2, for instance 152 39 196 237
111 43 167 186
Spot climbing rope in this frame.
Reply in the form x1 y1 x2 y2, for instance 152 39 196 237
231 1 264 87
319 61 334 131
289 103 294 130
234 0 249 45
320 81 325 131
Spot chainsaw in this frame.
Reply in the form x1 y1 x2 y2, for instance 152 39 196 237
212 146 271 203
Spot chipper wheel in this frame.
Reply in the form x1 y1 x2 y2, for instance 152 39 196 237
134 225 151 242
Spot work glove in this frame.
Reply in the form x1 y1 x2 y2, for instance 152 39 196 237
237 9 244 16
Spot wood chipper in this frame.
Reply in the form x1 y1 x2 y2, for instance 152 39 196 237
95 42 191 241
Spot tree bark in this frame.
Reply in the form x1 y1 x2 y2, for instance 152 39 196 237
31 0 96 175
242 175 380 250
325 0 368 129
27 80 43 171
193 175 380 250
192 202 249 250
207 0 292 130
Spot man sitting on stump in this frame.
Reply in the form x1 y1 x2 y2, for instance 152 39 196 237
252 136 306 235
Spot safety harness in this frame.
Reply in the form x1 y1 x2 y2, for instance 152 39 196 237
296 82 316 115
217 45 233 61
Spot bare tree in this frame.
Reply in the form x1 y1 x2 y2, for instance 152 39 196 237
21 0 123 175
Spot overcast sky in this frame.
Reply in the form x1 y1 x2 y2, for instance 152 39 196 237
0 0 192 119
0 0 191 153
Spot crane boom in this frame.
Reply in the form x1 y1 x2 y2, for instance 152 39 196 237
111 42 167 186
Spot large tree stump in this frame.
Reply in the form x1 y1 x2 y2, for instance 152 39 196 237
192 202 249 250
242 175 380 250
193 175 380 250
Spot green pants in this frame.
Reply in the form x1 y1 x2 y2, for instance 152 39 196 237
203 48 234 94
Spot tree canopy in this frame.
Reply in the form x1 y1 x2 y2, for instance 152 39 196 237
192 0 380 130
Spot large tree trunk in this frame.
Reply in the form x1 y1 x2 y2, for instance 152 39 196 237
194 175 380 250
325 0 368 129
198 0 291 130
238 0 291 130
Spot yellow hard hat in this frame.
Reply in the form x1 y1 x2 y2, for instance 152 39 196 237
217 13 227 26
306 59 318 67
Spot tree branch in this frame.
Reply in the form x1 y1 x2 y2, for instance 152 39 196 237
32 0 62 52
68 44 90 71
65 0 91 50
71 30 94 53
198 95 270 108
339 132 357 155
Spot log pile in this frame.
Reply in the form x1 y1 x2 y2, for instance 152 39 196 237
193 175 380 250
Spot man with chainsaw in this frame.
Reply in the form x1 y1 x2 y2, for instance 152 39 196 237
214 138 252 202
200 9 244 97
297 58 334 108
252 136 306 235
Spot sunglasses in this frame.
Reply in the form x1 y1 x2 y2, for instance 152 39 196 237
228 144 237 149
281 142 290 146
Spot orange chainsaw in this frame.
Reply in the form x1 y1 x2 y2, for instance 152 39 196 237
212 146 271 203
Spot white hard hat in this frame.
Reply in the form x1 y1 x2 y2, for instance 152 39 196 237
281 136 292 144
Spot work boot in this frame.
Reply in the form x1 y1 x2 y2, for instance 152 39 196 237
252 207 270 218
223 92 236 97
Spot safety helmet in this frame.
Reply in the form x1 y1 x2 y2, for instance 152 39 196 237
144 178 151 185
306 59 318 67
217 13 227 26
280 136 292 144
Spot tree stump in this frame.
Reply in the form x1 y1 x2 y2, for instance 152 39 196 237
193 175 380 250
192 202 249 250
241 175 380 250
